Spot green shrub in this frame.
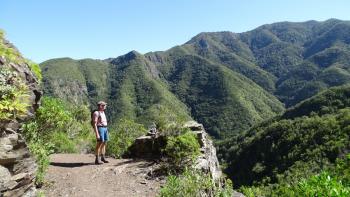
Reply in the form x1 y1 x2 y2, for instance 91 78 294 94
106 119 147 158
34 97 72 134
240 186 265 197
70 105 90 122
0 67 29 120
290 154 350 197
25 97 95 154
163 131 200 168
27 60 42 81
0 92 29 120
335 154 350 185
295 172 350 197
49 132 77 153
22 97 93 185
240 154 350 196
159 168 233 197
22 121 54 186
23 123 47 186
27 140 53 186
0 30 25 64
0 40 22 63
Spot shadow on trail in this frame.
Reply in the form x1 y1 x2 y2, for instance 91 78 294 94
113 159 135 167
112 159 157 168
50 162 94 168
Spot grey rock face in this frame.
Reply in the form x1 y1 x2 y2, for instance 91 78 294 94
183 121 222 183
129 135 166 158
0 40 42 196
185 121 246 197
0 165 11 190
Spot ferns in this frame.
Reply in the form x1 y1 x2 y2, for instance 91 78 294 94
0 67 30 120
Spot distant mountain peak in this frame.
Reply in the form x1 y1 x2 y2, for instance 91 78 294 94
108 50 144 65
126 50 142 58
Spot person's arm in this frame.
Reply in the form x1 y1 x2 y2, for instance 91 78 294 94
93 112 100 140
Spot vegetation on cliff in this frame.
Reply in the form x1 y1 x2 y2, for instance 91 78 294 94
0 30 41 121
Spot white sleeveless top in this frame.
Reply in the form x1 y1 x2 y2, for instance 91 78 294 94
93 111 107 126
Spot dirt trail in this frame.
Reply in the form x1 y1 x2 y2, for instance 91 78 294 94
42 154 162 197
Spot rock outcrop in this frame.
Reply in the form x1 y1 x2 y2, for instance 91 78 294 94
184 121 222 183
130 121 222 182
0 38 42 197
130 121 245 196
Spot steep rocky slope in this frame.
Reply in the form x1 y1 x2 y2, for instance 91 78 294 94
0 33 41 197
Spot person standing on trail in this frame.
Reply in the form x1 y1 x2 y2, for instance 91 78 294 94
93 101 109 164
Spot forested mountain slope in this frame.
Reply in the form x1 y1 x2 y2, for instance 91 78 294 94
41 19 350 138
217 85 350 193
41 51 192 128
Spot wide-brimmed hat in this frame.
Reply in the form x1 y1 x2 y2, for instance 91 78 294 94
97 101 107 106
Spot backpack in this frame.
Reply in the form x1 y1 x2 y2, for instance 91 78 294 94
91 110 101 127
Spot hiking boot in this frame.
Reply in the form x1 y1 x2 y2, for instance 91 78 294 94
95 157 102 165
101 157 109 163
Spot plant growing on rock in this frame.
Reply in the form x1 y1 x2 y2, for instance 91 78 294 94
163 131 201 169
0 67 29 120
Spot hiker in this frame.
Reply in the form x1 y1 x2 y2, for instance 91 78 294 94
92 101 109 164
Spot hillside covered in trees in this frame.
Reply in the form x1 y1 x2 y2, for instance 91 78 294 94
41 19 350 138
217 85 350 195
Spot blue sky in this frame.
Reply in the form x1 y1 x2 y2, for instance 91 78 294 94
1 0 349 63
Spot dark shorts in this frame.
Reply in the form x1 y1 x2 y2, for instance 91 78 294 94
97 127 109 142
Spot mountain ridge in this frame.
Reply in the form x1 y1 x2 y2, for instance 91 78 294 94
41 19 350 137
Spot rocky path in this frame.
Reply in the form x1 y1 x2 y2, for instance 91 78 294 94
42 154 162 197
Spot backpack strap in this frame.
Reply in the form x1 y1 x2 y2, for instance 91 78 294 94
91 110 102 127
96 111 102 124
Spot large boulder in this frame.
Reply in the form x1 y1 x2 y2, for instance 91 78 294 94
128 135 166 158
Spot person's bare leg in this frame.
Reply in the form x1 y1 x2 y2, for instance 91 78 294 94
95 141 102 155
101 143 106 161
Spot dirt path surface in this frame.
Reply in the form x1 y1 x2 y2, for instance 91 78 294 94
42 154 162 197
